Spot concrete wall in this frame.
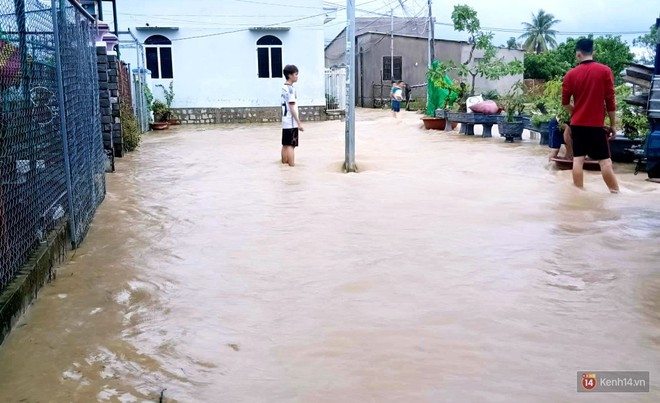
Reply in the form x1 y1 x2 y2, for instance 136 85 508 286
464 47 525 96
116 0 325 109
0 223 68 346
325 33 524 106
172 106 342 124
329 33 465 107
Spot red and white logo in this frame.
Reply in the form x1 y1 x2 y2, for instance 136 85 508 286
582 373 597 390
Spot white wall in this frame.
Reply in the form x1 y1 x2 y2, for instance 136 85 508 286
115 0 325 108
460 46 525 96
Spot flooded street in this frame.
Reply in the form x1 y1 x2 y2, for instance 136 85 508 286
0 108 659 402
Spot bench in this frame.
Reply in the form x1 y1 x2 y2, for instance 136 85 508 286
444 111 500 137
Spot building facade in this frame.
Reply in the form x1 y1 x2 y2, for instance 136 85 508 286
325 18 525 108
114 0 328 123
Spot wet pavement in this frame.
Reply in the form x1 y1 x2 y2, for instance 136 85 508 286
0 109 659 402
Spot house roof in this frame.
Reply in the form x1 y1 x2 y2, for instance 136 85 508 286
325 17 430 49
358 31 468 45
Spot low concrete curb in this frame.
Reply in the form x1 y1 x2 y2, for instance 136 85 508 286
0 223 68 346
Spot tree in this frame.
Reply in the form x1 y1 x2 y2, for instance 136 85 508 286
593 36 634 84
451 4 524 95
554 36 633 85
633 24 658 64
524 52 571 80
519 9 560 53
506 37 517 50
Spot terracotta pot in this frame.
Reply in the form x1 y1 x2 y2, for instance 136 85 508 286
167 119 178 126
150 122 169 130
421 117 447 130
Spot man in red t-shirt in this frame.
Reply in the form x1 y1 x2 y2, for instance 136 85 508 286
562 38 619 193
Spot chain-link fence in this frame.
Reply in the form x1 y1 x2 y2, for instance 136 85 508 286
0 0 105 293
118 32 150 134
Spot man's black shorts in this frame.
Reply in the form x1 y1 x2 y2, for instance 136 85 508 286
282 128 299 147
570 125 611 160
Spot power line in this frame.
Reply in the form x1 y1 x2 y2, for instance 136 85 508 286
232 0 325 10
434 21 649 36
170 11 328 42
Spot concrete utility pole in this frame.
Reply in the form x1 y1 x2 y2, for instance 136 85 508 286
427 0 434 107
344 0 356 172
391 8 394 82
427 0 435 66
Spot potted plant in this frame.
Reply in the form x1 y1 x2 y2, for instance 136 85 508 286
150 100 170 130
423 60 460 130
156 82 177 125
610 104 648 162
325 93 338 110
498 83 525 142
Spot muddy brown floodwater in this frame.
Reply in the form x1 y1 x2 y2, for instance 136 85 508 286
0 109 659 402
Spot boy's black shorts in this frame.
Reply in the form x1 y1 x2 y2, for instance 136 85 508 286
570 125 611 161
282 128 299 147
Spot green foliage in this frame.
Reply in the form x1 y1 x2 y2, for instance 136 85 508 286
451 4 525 95
506 37 518 50
525 35 634 84
451 5 480 34
633 24 658 64
426 60 463 111
519 9 560 53
593 36 634 84
501 81 526 122
122 114 140 151
156 82 175 109
554 36 633 84
481 89 499 100
524 52 571 80
325 93 338 107
622 105 649 140
557 107 571 126
614 84 632 111
143 84 154 118
531 113 553 127
406 99 426 111
152 100 170 122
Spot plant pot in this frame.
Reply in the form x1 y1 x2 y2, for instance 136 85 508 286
609 135 644 163
150 122 169 130
435 109 448 119
421 116 448 130
167 119 178 126
498 121 524 142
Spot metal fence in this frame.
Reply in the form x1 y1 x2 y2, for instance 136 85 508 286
118 32 150 133
0 0 105 293
325 66 346 111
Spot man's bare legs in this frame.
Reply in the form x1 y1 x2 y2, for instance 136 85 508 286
599 158 619 193
572 156 620 193
281 146 288 164
548 148 559 162
572 156 585 189
563 125 573 159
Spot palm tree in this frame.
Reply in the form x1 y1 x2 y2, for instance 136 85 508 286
519 10 560 54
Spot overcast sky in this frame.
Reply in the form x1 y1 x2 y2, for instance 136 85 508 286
325 0 659 51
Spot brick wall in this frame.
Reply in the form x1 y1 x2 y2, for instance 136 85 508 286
97 47 123 159
107 53 123 157
97 47 112 152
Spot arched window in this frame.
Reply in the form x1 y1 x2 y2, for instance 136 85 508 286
145 35 173 79
256 35 282 78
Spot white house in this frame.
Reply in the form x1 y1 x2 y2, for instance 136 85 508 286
113 0 327 123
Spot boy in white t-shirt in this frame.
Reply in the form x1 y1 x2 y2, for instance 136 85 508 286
281 64 304 166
